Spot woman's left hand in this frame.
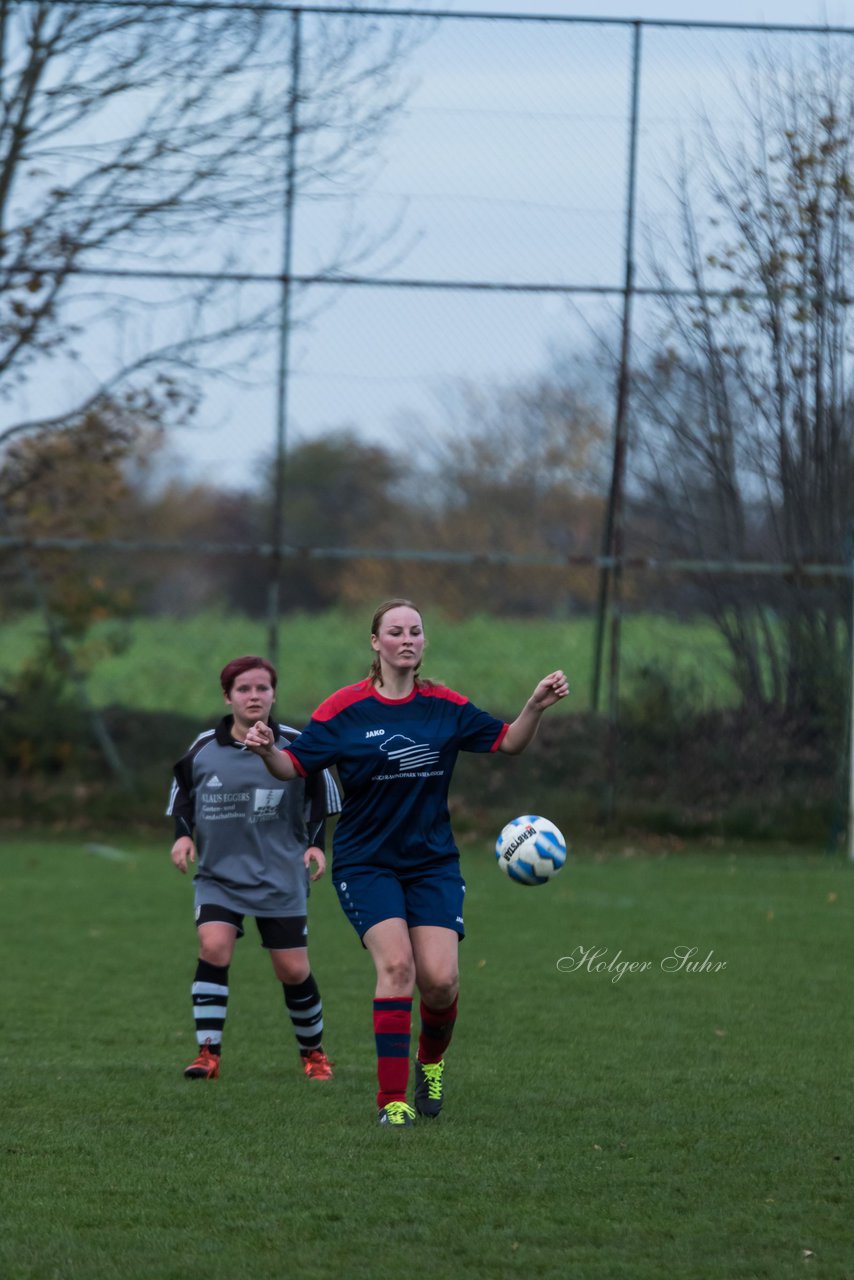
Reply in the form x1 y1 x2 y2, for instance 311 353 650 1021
529 670 569 710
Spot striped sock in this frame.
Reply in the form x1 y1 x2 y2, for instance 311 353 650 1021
373 997 412 1109
283 973 324 1055
192 959 229 1054
417 994 458 1064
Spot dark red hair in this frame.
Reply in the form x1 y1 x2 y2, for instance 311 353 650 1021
220 655 278 695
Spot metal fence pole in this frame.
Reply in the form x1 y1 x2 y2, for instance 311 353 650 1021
849 548 854 860
597 21 642 821
591 20 642 720
267 6 302 667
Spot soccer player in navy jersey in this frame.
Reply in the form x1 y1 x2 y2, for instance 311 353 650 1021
244 600 568 1127
167 655 341 1082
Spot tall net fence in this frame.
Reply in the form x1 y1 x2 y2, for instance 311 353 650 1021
2 3 852 842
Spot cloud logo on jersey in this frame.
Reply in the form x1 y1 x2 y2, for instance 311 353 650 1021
252 788 284 821
379 734 441 770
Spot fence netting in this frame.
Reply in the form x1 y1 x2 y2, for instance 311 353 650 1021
2 4 851 843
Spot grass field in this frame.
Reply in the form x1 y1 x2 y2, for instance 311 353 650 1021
2 836 851 1280
0 609 736 719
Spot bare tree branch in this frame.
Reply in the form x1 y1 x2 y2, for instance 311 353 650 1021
0 2 423 417
633 38 854 714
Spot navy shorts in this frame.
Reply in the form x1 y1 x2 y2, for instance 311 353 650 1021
195 902 308 950
333 864 466 942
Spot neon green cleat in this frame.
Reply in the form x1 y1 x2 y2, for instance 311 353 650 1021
377 1101 416 1127
414 1059 445 1118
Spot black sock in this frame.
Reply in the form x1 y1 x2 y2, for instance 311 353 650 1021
192 959 229 1055
283 973 324 1054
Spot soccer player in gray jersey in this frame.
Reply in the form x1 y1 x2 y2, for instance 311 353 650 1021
166 655 341 1081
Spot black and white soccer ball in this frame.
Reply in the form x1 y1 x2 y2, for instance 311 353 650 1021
495 814 567 886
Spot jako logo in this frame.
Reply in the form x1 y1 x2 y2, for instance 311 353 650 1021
365 728 385 738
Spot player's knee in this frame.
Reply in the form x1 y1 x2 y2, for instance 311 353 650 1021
198 941 232 967
419 974 459 1009
378 954 416 993
273 953 310 984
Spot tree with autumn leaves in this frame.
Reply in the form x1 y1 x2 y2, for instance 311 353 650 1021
5 15 854 738
0 0 418 657
630 40 854 718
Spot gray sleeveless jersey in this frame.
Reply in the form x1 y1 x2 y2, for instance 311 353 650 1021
166 717 341 916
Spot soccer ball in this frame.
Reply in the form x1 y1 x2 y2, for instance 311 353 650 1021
495 814 567 886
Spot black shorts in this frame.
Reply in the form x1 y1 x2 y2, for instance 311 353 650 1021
195 902 308 950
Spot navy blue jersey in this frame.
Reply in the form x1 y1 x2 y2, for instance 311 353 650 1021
284 678 508 872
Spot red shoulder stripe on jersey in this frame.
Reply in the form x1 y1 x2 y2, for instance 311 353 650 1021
491 722 510 752
283 748 307 777
312 679 375 722
416 681 468 706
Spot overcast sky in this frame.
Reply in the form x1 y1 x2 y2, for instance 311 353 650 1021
19 1 854 487
241 0 854 489
379 0 848 24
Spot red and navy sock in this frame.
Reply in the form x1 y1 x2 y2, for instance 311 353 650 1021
373 996 412 1109
417 994 458 1064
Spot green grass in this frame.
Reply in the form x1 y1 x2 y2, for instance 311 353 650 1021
0 609 736 719
2 837 851 1279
